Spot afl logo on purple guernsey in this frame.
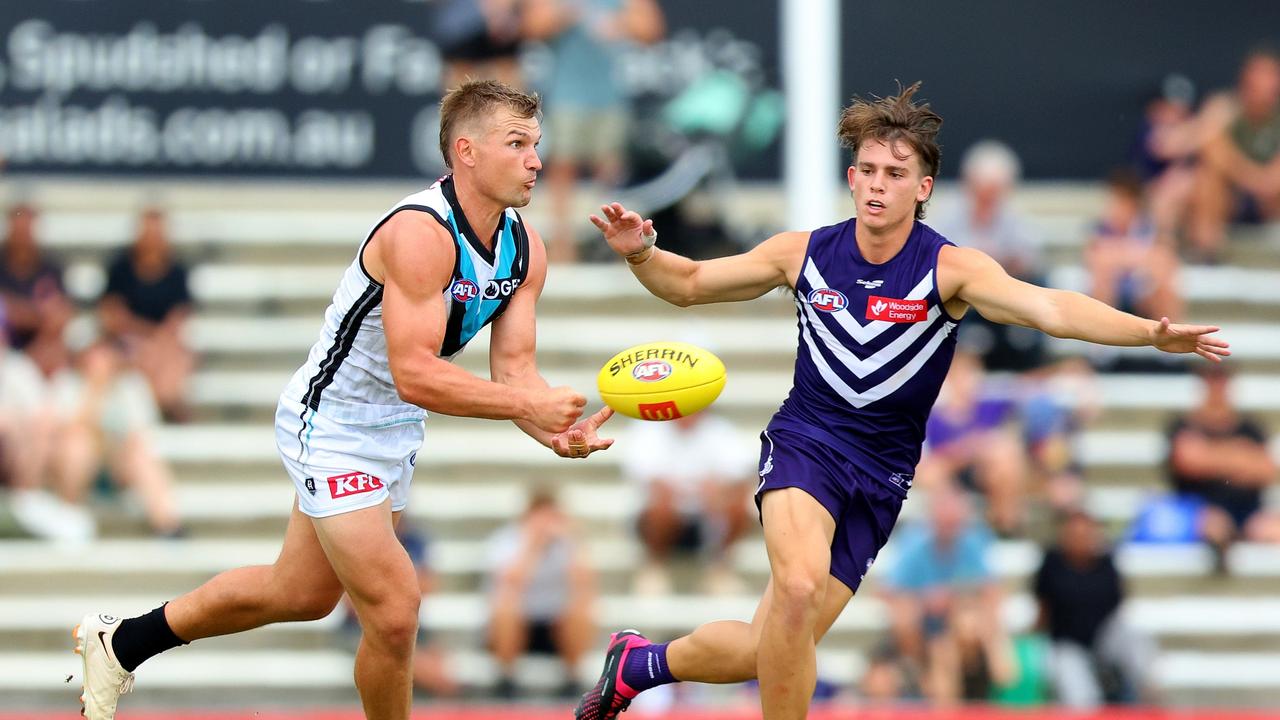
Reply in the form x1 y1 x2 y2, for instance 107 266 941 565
808 287 848 312
632 360 673 382
450 279 479 302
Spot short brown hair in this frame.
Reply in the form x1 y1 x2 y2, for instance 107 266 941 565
837 82 943 219
438 79 542 169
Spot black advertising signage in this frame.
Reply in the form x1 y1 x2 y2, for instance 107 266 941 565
1 1 1276 180
0 0 780 179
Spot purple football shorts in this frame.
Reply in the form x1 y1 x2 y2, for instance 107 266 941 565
754 427 906 592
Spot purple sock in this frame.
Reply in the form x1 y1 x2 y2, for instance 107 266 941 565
619 641 677 692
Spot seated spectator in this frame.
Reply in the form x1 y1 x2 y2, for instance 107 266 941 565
880 485 1014 706
1163 363 1280 566
50 340 182 537
1017 358 1100 514
620 412 756 595
1084 169 1183 323
485 488 595 699
1129 74 1234 237
336 521 459 698
857 641 921 706
930 140 1045 371
522 0 665 262
1189 48 1280 263
0 203 73 376
917 351 1027 536
1034 509 1158 708
0 335 91 542
98 207 196 422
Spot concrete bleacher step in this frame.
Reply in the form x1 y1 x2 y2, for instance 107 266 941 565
183 367 1280 428
86 477 1280 542
155 455 1174 496
63 252 1280 324
148 421 1280 472
8 593 1280 652
9 646 1278 708
6 537 1280 596
5 593 1280 706
175 314 1280 377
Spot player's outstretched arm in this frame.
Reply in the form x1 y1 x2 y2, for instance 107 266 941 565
590 202 806 306
489 224 615 458
941 245 1230 362
371 213 586 433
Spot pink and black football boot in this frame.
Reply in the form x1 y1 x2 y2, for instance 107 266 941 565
573 630 651 720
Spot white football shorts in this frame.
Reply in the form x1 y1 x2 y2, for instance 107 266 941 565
274 396 425 518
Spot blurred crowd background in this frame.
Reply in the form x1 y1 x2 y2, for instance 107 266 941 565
1 0 1279 715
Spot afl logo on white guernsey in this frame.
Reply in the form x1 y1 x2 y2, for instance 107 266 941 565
808 287 847 313
450 279 479 302
632 360 673 382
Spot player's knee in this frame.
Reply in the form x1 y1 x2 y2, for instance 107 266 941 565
363 594 422 655
772 572 824 613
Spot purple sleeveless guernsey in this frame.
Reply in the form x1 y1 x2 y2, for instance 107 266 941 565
766 218 962 494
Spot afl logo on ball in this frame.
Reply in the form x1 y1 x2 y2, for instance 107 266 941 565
808 287 847 312
632 360 673 382
450 279 479 303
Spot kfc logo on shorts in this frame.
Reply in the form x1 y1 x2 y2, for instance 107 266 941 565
807 287 847 312
866 296 928 323
631 360 672 382
327 471 384 499
449 279 479 303
638 400 682 420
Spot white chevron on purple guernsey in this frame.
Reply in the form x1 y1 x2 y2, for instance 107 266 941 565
767 218 963 485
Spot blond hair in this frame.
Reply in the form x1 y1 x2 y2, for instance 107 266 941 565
438 79 542 169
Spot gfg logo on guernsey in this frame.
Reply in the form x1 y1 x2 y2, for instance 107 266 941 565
808 287 847 312
327 471 384 499
483 277 522 300
632 360 673 382
450 279 479 303
866 295 928 323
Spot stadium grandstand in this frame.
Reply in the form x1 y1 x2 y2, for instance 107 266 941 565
1 2 1279 719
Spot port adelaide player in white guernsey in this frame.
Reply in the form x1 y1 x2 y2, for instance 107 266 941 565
74 80 614 720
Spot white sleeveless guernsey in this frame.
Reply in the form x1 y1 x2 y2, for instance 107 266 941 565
274 175 531 517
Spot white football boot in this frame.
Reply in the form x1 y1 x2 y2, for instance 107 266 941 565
73 613 135 719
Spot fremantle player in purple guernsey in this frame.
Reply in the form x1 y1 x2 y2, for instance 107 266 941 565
576 83 1230 720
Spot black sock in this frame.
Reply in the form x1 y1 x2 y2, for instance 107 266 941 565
112 604 188 672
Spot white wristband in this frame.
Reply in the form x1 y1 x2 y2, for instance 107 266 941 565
639 227 657 249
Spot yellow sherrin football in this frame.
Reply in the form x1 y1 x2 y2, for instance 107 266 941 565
597 341 726 421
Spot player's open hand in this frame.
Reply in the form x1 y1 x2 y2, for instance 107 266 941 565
589 202 655 258
551 406 615 459
1152 317 1231 362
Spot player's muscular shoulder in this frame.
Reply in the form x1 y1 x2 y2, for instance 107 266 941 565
762 230 811 288
936 244 985 314
363 211 455 292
